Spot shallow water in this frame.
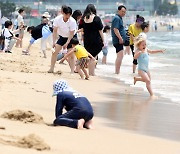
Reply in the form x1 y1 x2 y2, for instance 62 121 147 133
95 31 180 141
94 80 180 141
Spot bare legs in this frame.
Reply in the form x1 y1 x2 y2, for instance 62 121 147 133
42 50 47 58
133 64 137 73
88 58 96 76
102 55 107 64
115 50 124 74
134 70 155 97
124 46 131 55
67 53 76 74
48 44 62 73
76 65 89 80
15 33 24 48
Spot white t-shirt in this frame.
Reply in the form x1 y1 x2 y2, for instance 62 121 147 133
17 14 24 26
2 28 13 50
53 15 76 37
103 33 110 47
3 28 13 38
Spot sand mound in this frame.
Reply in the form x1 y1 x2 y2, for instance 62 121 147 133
0 134 50 151
17 134 50 150
0 110 44 123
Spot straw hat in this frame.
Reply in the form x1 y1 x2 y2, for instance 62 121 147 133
42 12 51 18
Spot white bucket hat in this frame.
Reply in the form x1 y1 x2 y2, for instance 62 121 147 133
52 79 73 96
42 12 51 18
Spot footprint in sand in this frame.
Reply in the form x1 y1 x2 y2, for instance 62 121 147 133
0 126 5 130
0 134 50 151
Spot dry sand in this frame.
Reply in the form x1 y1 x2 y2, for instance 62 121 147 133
0 33 180 154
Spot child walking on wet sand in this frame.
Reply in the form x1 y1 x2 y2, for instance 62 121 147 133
60 38 96 80
133 37 165 97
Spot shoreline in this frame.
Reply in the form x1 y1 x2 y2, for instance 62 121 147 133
0 33 180 153
94 74 180 142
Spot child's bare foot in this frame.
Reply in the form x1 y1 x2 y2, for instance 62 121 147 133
150 95 158 100
134 77 137 85
84 120 94 129
48 69 54 73
85 77 89 80
77 119 85 129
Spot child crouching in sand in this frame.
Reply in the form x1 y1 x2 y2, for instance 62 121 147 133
133 37 165 98
60 38 96 80
52 79 94 129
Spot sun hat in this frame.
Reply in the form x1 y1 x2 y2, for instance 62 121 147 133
52 79 73 96
42 12 51 18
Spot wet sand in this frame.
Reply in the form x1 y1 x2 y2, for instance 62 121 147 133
95 77 180 141
0 32 180 153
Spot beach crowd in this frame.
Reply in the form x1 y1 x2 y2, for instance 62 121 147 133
0 4 165 129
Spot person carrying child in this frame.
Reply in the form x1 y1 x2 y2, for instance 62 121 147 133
60 38 96 80
133 36 165 98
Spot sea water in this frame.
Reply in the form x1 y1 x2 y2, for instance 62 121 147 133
96 31 180 104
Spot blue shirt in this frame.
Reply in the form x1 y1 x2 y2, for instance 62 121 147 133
111 14 126 45
55 91 93 118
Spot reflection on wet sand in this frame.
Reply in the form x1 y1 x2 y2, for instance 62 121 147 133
95 79 180 141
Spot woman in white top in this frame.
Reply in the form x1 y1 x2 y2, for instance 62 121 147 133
15 8 25 48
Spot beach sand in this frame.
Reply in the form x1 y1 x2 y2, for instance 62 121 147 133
0 33 180 154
